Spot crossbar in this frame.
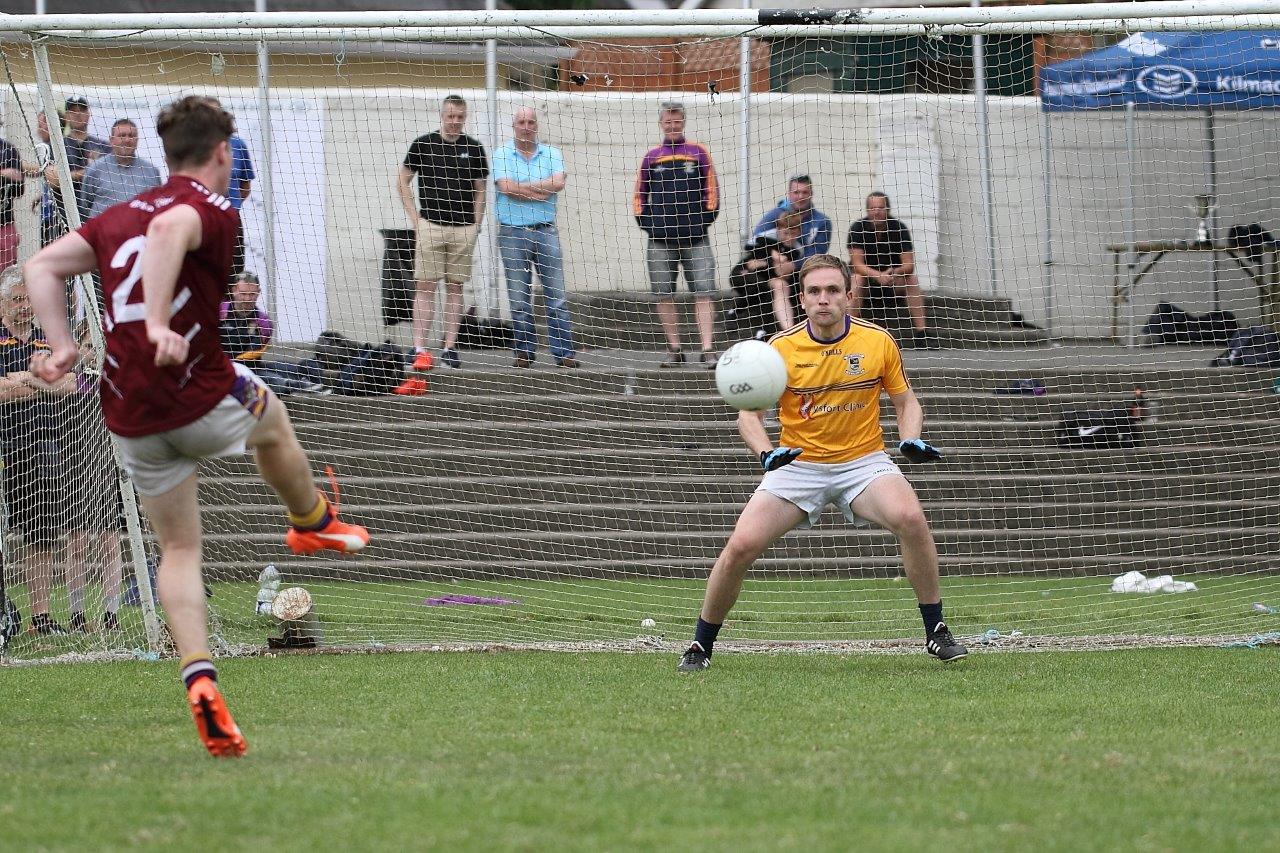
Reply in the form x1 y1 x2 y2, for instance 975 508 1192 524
0 1 1274 32
8 17 1280 44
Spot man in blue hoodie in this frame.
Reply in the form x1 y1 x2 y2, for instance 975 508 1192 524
751 174 831 262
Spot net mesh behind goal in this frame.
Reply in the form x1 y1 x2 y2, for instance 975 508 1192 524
1 17 1278 662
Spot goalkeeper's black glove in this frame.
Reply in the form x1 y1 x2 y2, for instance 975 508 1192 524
898 438 942 463
760 447 803 472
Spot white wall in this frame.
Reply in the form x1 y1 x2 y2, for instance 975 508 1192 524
6 86 1277 341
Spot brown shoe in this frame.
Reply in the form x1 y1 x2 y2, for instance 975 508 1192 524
699 349 719 370
555 357 581 369
660 348 685 368
513 353 534 368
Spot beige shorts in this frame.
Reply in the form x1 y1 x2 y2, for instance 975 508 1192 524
114 363 270 497
414 219 479 284
757 451 902 529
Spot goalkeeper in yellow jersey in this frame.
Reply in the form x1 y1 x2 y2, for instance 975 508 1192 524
678 255 966 671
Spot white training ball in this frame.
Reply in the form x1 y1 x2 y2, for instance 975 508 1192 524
640 618 656 629
715 340 788 411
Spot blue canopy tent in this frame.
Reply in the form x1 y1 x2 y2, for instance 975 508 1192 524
1039 31 1280 339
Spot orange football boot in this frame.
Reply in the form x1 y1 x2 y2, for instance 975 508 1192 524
411 350 434 372
286 469 370 555
286 515 370 555
188 678 247 758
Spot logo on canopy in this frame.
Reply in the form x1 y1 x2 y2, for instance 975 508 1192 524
1136 65 1198 99
1118 33 1167 56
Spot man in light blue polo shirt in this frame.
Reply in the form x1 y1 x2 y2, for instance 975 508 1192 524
493 106 578 368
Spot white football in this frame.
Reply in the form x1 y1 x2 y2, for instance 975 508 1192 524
715 339 788 411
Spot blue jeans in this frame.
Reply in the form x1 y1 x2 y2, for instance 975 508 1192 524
498 224 575 359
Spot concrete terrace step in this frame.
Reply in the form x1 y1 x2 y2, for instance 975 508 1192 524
567 290 1046 350
920 328 1051 348
571 288 1020 319
199 500 1280 536
203 448 1279 481
287 417 1277 450
199 473 1280 509
198 527 1280 566
276 366 1279 406
280 391 1278 425
203 344 1278 585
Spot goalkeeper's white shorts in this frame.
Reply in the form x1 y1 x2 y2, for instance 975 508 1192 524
756 450 902 529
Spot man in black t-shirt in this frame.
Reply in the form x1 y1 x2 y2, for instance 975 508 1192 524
43 95 109 240
846 191 932 345
395 94 489 378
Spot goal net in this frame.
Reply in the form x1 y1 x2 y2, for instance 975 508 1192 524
2 6 1278 663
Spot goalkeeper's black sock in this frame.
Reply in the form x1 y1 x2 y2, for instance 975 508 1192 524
694 617 723 655
180 654 217 689
919 600 944 635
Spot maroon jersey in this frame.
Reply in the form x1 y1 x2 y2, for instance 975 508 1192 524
78 176 239 437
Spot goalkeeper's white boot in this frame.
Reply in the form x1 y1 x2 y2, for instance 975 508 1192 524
926 622 968 662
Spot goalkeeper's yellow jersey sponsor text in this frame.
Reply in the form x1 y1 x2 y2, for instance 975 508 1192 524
770 316 909 463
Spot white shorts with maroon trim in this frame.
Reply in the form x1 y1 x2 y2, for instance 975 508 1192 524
114 362 270 497
756 451 902 529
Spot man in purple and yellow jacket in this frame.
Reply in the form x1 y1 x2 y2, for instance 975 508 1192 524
633 102 720 369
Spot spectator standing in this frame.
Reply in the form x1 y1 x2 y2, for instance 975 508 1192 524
43 95 108 235
206 98 255 274
492 106 578 369
396 94 488 380
64 321 125 633
0 131 23 271
751 174 831 261
23 112 60 247
633 101 720 369
847 191 933 347
228 132 255 274
79 119 163 220
0 267 74 634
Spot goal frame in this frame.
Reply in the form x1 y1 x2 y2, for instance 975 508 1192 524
2 2 1273 655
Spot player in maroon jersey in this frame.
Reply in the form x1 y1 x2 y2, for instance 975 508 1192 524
23 96 369 758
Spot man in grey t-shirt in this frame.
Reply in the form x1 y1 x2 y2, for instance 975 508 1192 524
80 119 162 219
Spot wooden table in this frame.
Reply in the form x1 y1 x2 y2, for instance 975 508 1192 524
1107 240 1279 343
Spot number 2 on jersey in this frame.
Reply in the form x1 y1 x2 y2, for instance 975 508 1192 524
106 235 192 330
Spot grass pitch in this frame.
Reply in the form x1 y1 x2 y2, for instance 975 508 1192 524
10 572 1279 663
3 648 1278 851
